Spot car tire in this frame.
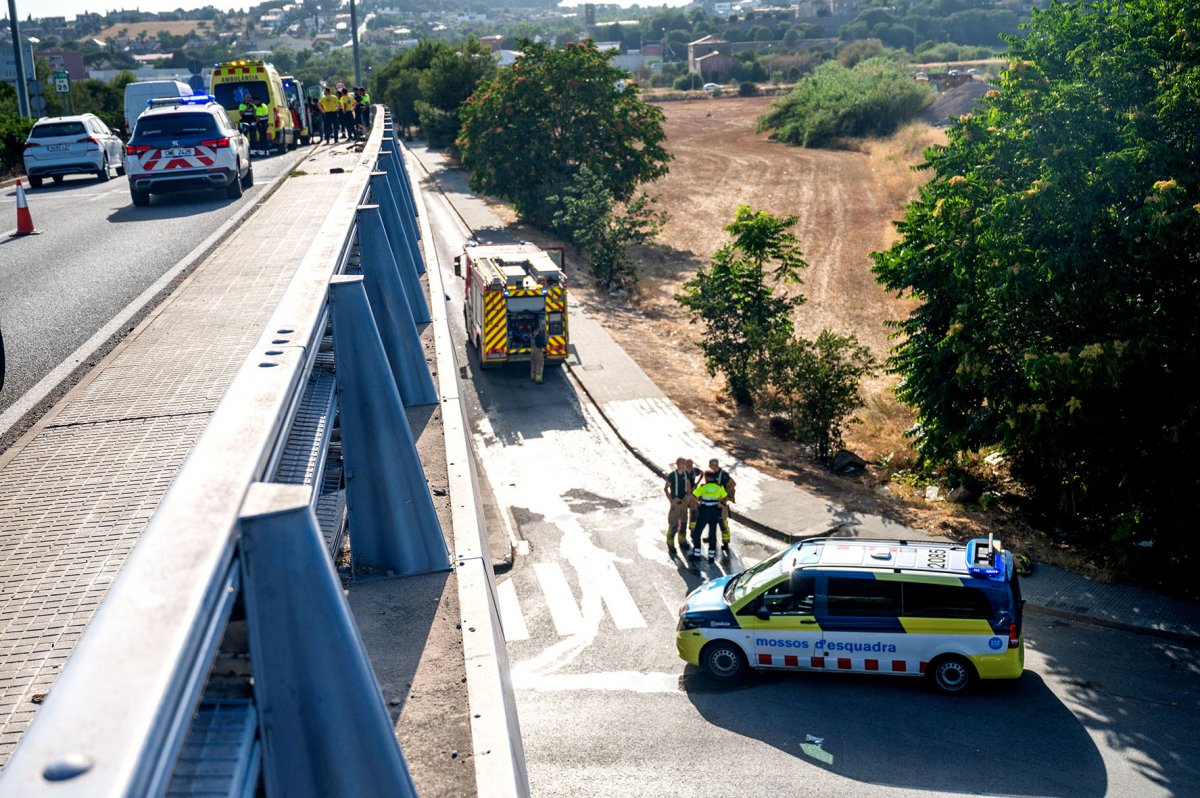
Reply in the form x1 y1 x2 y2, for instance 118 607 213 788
700 641 748 682
97 157 110 182
115 158 126 177
52 175 64 184
241 162 254 188
927 655 977 695
225 164 244 199
130 188 150 207
27 175 43 189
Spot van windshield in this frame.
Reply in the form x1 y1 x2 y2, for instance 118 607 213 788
212 81 270 110
726 548 790 603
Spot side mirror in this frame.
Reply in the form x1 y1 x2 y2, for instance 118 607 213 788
755 605 771 621
453 255 462 277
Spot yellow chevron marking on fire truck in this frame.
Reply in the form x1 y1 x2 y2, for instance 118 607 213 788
483 293 507 354
545 335 566 356
546 288 565 312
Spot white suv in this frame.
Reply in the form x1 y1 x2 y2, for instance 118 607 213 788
125 95 252 207
23 113 125 188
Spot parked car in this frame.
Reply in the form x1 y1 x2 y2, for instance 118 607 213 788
124 95 252 207
703 82 721 92
22 114 126 188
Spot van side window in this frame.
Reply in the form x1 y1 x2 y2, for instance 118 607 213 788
903 583 994 619
826 577 901 616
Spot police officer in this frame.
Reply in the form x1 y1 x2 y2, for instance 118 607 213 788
708 458 736 556
684 458 702 532
664 458 692 558
354 86 370 133
690 470 728 563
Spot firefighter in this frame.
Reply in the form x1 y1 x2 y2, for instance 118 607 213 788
530 322 547 384
690 470 728 563
708 458 736 556
684 458 702 532
664 458 692 558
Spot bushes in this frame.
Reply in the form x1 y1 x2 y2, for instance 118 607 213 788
756 58 930 147
0 115 35 176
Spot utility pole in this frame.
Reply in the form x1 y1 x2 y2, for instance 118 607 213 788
6 0 30 117
349 0 362 87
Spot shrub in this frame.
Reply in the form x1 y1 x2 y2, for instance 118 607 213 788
0 114 35 175
738 81 758 97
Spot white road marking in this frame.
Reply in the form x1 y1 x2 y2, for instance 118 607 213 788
495 577 530 642
596 561 646 630
534 562 583 637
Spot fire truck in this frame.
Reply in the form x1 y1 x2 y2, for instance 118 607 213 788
454 242 568 368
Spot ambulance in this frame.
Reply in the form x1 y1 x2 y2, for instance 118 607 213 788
208 60 296 153
453 242 569 368
677 537 1025 694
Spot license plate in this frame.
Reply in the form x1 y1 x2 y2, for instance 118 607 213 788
48 144 68 151
164 147 193 157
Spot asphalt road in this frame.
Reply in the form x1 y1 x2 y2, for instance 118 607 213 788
418 150 1200 798
0 151 302 425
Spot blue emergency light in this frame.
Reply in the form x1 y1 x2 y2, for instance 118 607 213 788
147 94 216 107
965 536 1009 580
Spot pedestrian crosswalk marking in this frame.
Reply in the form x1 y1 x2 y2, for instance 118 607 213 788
496 578 529 642
534 563 583 636
517 561 646 638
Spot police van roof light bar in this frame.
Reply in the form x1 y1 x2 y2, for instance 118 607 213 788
148 94 216 107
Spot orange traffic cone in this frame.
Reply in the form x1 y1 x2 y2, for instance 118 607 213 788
11 180 41 237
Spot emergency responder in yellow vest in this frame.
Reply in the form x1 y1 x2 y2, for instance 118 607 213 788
664 458 692 558
238 94 261 151
318 88 340 143
254 99 270 155
338 89 356 141
354 86 370 133
690 471 728 563
708 458 736 552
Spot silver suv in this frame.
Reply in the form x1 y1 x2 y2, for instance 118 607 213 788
125 95 252 207
23 113 126 188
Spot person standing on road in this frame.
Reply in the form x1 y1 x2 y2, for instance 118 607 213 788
318 88 340 143
708 458 736 556
338 89 356 141
354 86 370 135
254 98 270 155
530 322 547 384
664 458 692 558
684 458 703 533
239 93 261 152
690 471 728 563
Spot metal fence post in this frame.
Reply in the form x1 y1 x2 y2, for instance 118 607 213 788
328 275 449 575
239 483 418 798
370 172 431 318
381 147 420 227
357 204 437 407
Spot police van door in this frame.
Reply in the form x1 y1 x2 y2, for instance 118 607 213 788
737 573 820 670
813 573 914 675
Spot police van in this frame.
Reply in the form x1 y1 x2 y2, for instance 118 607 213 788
677 537 1024 694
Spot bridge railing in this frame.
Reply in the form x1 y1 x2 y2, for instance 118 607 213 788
0 110 527 797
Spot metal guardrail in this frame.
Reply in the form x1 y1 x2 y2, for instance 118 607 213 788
0 111 527 796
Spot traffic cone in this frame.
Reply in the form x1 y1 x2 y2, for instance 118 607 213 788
11 180 41 237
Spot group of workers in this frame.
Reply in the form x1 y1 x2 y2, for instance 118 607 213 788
236 93 271 155
312 85 371 144
665 457 736 562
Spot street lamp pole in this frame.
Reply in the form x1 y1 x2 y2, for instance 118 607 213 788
349 0 362 87
6 0 30 117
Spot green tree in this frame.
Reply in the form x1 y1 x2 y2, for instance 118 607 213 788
457 40 671 228
770 331 876 461
549 165 665 289
677 206 808 406
871 0 1200 567
414 38 496 148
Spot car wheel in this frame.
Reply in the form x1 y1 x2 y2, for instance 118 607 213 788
241 161 254 188
130 188 150 207
927 655 976 695
115 157 126 177
27 175 43 189
52 175 64 184
97 157 110 182
225 164 244 199
700 641 748 682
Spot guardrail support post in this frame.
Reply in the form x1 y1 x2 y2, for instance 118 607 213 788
357 204 437 407
239 483 418 798
371 171 429 295
381 148 420 226
328 275 450 575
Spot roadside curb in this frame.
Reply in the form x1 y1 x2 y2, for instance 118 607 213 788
1023 603 1200 646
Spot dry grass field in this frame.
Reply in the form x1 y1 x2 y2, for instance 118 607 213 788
495 94 1066 568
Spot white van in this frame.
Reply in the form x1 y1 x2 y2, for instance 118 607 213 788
123 80 193 137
